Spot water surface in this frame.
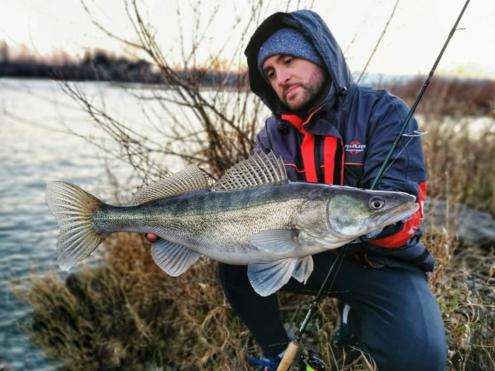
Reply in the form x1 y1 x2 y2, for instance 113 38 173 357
0 78 149 370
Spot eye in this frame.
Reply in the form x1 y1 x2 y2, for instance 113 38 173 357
265 69 275 80
369 197 385 210
283 56 293 65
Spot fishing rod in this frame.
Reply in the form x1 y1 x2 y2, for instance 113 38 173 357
277 1 471 370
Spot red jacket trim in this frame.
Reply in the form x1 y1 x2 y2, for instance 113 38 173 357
281 113 319 183
282 108 342 185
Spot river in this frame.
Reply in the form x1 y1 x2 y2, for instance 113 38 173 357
0 78 172 370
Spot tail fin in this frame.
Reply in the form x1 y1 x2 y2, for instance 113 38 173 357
46 181 105 271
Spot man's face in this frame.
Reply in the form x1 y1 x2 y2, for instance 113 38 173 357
262 54 326 111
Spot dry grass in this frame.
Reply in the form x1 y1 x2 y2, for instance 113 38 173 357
422 115 495 214
15 234 253 370
14 233 384 370
15 232 493 370
384 77 495 118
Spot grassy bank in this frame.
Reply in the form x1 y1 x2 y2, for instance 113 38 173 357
15 233 495 369
14 85 495 369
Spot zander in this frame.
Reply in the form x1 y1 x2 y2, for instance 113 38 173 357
46 152 418 296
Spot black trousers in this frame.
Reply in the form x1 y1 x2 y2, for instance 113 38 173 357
218 252 447 371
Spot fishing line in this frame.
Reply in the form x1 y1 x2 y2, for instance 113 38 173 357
378 129 428 180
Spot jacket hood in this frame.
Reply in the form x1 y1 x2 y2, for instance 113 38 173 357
245 10 354 115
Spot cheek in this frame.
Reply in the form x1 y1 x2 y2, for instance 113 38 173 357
308 69 325 90
269 81 284 99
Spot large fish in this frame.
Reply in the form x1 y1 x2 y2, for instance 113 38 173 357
46 152 418 296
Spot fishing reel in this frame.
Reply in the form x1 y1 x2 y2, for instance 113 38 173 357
298 350 327 371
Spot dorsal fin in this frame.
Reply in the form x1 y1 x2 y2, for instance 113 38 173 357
131 165 212 205
212 151 288 192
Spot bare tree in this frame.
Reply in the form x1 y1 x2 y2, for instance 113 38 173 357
58 0 311 183
62 0 399 185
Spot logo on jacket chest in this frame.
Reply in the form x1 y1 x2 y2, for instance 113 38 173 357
344 140 366 156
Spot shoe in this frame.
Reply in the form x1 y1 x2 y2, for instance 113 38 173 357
332 321 351 347
247 355 281 371
333 303 353 347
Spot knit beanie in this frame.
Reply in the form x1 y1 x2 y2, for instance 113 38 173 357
257 28 323 77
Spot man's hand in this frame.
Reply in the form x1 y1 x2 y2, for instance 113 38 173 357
145 233 158 242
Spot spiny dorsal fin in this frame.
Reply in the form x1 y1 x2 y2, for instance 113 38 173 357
131 165 212 205
212 151 288 192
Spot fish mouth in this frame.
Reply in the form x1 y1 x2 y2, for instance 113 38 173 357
373 201 419 229
323 201 419 242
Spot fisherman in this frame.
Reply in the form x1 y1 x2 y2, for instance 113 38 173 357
215 10 447 371
145 9 447 371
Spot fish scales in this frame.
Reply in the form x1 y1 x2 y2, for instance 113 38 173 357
93 184 312 263
93 183 316 231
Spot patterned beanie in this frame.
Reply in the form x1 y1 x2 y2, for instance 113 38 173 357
257 28 323 77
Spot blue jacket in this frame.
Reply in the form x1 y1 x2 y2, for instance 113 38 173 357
245 10 434 271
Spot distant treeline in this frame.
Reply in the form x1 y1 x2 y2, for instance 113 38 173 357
383 77 495 117
1 45 493 117
0 48 245 87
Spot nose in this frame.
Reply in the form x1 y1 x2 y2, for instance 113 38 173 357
275 68 290 87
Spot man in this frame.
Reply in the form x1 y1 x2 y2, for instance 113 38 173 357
216 10 447 371
147 9 447 370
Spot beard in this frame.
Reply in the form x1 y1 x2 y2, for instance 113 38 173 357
282 71 329 114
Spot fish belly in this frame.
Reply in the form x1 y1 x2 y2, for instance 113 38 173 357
146 197 305 264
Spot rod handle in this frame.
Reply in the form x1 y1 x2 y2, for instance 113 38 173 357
277 341 300 371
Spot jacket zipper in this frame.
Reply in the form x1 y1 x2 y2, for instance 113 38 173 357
314 136 324 183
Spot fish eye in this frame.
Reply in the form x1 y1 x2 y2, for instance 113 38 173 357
369 197 385 210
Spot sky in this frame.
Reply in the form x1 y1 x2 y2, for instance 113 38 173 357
0 0 494 78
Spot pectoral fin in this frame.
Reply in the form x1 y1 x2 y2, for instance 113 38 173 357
247 259 297 297
151 239 200 276
249 229 298 255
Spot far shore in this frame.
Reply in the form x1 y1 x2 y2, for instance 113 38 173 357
2 62 493 118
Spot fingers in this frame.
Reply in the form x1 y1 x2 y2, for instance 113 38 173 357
145 233 158 242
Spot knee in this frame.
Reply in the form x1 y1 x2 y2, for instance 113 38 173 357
217 262 231 290
377 336 447 371
386 349 447 371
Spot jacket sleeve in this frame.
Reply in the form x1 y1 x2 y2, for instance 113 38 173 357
361 95 427 248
